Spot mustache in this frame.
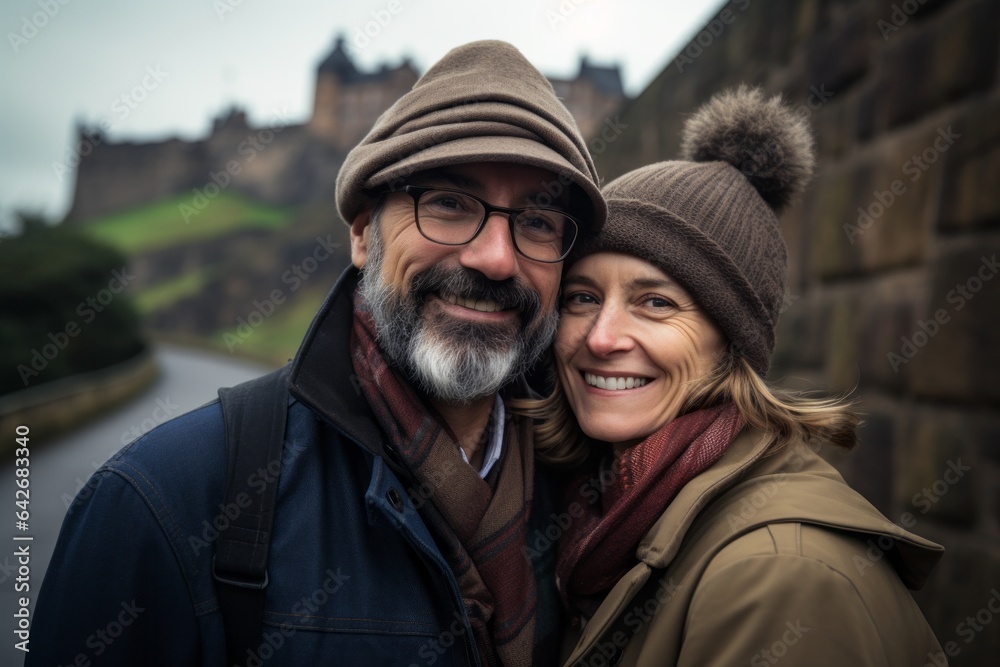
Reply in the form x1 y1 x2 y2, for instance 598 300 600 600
408 265 542 323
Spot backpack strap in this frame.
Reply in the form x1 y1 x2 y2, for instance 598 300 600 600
214 366 289 667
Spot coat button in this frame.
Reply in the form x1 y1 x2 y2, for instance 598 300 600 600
387 488 404 512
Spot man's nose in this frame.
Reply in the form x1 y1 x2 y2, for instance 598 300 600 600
457 212 519 281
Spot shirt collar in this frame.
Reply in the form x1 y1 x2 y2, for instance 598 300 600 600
459 394 505 478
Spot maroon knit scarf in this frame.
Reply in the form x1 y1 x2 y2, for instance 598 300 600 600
350 296 536 667
557 403 743 617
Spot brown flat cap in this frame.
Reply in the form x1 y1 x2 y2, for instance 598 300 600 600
336 40 606 233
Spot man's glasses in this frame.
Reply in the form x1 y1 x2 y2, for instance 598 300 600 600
398 185 580 263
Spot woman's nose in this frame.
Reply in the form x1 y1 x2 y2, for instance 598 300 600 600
585 303 635 356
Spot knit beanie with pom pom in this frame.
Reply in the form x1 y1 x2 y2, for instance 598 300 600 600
572 85 815 375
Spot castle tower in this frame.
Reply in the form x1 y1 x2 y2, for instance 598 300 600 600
308 36 419 150
549 55 628 139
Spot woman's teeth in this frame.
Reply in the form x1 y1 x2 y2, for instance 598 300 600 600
584 373 648 391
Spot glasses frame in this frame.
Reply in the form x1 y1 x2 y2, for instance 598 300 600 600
398 185 580 263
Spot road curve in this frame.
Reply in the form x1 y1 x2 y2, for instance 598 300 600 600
0 345 273 666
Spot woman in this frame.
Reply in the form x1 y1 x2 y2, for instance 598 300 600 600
516 87 946 666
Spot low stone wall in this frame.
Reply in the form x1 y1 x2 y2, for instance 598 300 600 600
0 350 158 455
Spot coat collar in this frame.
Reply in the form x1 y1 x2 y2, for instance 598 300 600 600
635 427 944 590
287 267 392 460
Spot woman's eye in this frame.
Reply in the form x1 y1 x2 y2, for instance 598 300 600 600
564 292 597 307
643 296 675 309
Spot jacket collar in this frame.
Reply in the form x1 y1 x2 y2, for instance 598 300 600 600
635 427 944 590
635 428 773 567
287 266 391 460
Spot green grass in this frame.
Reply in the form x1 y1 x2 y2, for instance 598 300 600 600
211 285 329 364
133 265 222 314
82 192 293 254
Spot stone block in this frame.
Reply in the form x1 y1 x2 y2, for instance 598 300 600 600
909 243 1000 403
855 83 879 143
807 6 869 93
752 0 793 65
939 97 1000 230
911 537 1000 667
791 0 821 47
898 407 979 528
811 91 857 160
810 165 867 280
984 421 1000 465
824 289 863 392
853 129 941 272
771 293 828 372
846 400 896 514
942 146 1000 230
884 0 999 129
856 275 921 392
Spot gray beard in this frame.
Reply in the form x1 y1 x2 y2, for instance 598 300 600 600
358 219 557 404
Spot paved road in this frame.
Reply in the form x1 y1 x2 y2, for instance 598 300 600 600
0 345 271 666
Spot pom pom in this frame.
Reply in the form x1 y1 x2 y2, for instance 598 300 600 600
680 85 815 214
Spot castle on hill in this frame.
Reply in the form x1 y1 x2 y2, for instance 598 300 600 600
66 38 627 223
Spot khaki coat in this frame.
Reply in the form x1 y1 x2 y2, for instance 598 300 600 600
562 428 946 667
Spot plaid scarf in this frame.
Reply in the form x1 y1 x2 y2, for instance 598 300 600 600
350 295 537 667
557 403 743 617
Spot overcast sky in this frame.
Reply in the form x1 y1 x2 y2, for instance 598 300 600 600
0 0 723 229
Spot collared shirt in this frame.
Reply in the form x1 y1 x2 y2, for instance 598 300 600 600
459 394 504 478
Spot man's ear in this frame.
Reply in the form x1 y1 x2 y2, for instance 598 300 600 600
350 208 373 269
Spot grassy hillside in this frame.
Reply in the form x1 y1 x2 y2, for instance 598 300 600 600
132 264 224 315
211 283 330 364
81 192 294 254
72 191 352 366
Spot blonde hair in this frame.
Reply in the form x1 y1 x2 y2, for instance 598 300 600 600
511 353 859 467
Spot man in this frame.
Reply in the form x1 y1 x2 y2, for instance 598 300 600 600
27 41 605 667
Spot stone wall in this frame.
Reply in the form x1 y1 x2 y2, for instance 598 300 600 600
593 1 999 663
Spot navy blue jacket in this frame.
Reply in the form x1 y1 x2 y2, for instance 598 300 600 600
28 268 563 666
